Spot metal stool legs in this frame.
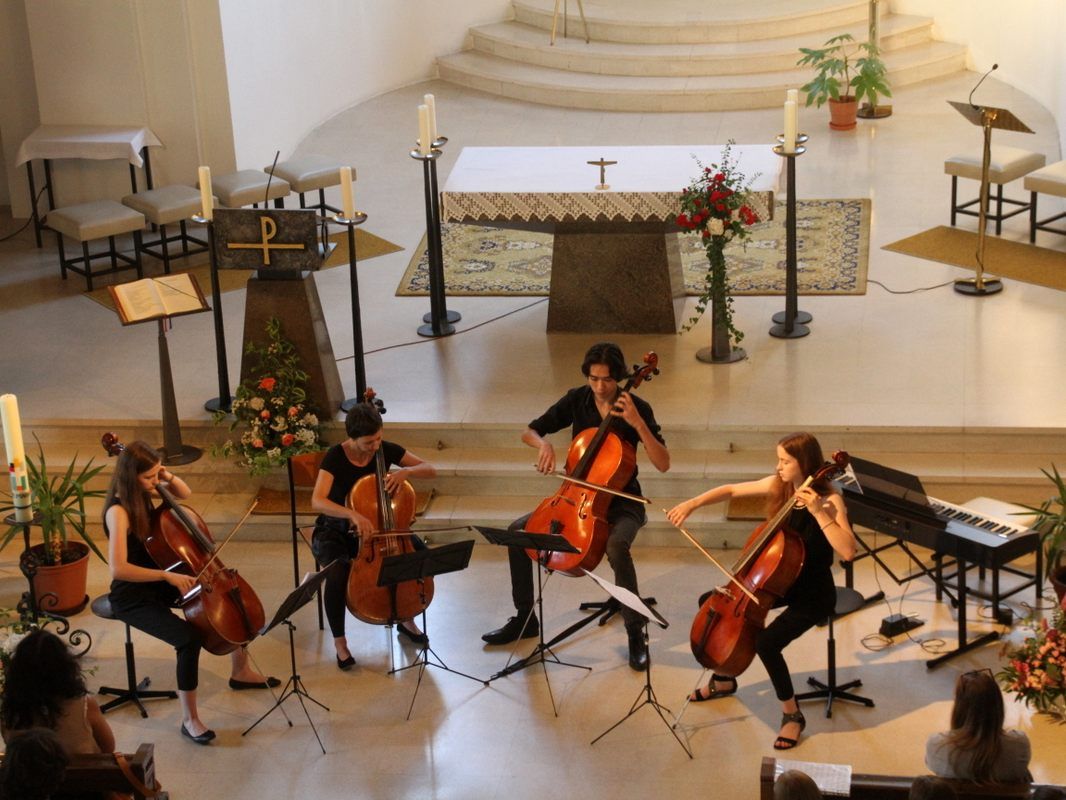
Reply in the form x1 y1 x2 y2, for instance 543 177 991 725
97 622 178 718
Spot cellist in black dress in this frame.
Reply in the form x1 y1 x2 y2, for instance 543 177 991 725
667 432 857 749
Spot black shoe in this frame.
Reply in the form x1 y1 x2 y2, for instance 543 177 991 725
180 723 216 745
481 613 539 645
689 674 738 702
228 676 281 690
774 709 807 750
397 622 429 646
336 654 356 671
627 628 649 672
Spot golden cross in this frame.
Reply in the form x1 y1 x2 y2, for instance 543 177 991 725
227 216 305 266
587 157 617 186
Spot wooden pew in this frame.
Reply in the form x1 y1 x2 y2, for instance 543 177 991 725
759 756 1062 799
1 742 164 800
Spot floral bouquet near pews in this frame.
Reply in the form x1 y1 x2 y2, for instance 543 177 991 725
997 607 1066 722
676 141 761 350
213 318 323 477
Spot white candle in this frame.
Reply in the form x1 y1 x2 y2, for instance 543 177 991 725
786 88 799 106
198 166 213 222
784 100 798 154
339 166 355 219
424 93 438 145
0 394 32 523
418 105 431 156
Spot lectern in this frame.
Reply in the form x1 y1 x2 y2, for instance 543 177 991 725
947 100 1034 296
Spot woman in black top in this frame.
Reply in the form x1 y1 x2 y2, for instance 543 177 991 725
104 440 277 745
667 432 857 750
310 402 437 670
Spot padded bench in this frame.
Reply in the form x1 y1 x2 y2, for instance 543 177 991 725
122 184 211 274
1024 159 1066 242
269 155 354 217
46 200 144 291
206 168 290 209
945 145 1045 234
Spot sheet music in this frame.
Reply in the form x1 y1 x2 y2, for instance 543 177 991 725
774 758 851 796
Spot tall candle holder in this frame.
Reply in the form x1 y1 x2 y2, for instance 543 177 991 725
411 136 457 337
192 215 233 412
333 210 371 412
769 134 812 339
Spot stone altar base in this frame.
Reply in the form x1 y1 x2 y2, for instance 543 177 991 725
547 221 686 333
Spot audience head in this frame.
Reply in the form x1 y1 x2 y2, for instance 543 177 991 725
0 727 68 800
773 769 821 800
909 775 959 800
0 629 88 733
1032 788 1066 800
943 667 1006 782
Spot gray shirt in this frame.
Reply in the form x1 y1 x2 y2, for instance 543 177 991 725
925 728 1032 783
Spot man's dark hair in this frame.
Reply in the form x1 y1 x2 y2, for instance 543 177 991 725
581 342 627 382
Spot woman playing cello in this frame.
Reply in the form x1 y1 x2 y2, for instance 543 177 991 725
666 432 856 750
104 440 278 745
310 401 437 670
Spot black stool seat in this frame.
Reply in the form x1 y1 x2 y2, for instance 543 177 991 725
90 594 177 717
796 586 875 718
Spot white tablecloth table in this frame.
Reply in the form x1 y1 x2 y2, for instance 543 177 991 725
441 145 780 333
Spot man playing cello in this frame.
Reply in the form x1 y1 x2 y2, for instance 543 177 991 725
481 342 670 670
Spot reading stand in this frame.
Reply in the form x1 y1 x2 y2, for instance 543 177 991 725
107 274 209 465
377 540 485 719
476 525 587 717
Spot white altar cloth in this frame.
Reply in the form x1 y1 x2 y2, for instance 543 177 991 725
16 125 162 168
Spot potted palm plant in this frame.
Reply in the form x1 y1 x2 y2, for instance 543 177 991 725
797 33 892 130
1020 465 1066 603
1 438 107 615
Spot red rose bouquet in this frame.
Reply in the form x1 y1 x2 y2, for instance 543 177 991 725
997 607 1066 722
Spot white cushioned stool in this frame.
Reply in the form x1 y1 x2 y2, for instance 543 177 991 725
46 200 144 291
268 155 354 217
122 185 211 274
205 169 290 209
1024 160 1066 242
945 146 1045 235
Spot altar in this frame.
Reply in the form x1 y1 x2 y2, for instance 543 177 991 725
440 145 780 333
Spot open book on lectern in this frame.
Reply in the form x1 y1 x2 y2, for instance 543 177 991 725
107 273 209 325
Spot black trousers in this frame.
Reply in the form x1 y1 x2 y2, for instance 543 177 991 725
111 601 203 692
506 508 645 630
754 604 822 702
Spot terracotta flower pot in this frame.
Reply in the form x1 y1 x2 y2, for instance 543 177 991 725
1050 565 1066 605
829 96 858 131
20 541 90 616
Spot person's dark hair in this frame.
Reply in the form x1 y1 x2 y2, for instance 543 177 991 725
102 439 161 540
0 727 69 800
1 630 89 733
580 342 627 382
344 402 383 440
773 769 821 800
1031 787 1066 800
767 432 829 517
909 775 959 800
944 669 1006 783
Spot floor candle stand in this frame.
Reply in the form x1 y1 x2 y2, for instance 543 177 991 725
335 210 370 412
770 134 812 339
192 216 232 413
411 136 457 337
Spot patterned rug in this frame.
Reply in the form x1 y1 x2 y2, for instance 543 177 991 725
397 198 869 296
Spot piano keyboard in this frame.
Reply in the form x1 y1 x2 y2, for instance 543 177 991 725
925 496 1033 538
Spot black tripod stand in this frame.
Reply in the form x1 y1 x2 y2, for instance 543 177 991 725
477 526 589 716
242 562 336 753
379 540 487 719
585 570 692 758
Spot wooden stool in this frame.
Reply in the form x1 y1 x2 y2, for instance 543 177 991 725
945 146 1045 234
1024 160 1066 242
206 169 290 209
122 185 210 274
46 201 145 291
269 155 353 217
90 594 177 717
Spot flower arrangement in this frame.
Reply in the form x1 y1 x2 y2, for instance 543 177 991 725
213 318 323 477
997 607 1066 722
675 141 761 346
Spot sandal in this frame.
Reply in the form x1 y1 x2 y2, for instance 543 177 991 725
688 675 738 702
774 709 806 750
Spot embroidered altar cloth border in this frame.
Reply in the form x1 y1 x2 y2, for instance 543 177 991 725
440 145 780 224
16 125 163 168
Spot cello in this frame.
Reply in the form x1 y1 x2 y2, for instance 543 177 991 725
524 352 660 576
344 390 434 626
687 451 850 677
101 433 266 655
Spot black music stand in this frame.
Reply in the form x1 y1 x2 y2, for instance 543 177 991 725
585 570 691 758
242 561 339 753
378 540 486 719
476 526 589 717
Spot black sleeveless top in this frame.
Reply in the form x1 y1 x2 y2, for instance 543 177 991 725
104 496 180 610
780 504 837 619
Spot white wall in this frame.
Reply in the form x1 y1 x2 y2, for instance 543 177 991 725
0 1 38 209
892 0 1065 159
217 0 512 169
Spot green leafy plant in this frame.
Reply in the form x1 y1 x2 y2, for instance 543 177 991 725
1017 464 1066 582
0 437 107 565
797 33 892 109
213 317 324 477
0 606 34 694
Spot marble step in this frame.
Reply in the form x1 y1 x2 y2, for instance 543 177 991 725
470 15 935 78
437 39 968 111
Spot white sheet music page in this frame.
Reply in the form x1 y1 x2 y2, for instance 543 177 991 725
774 758 851 796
